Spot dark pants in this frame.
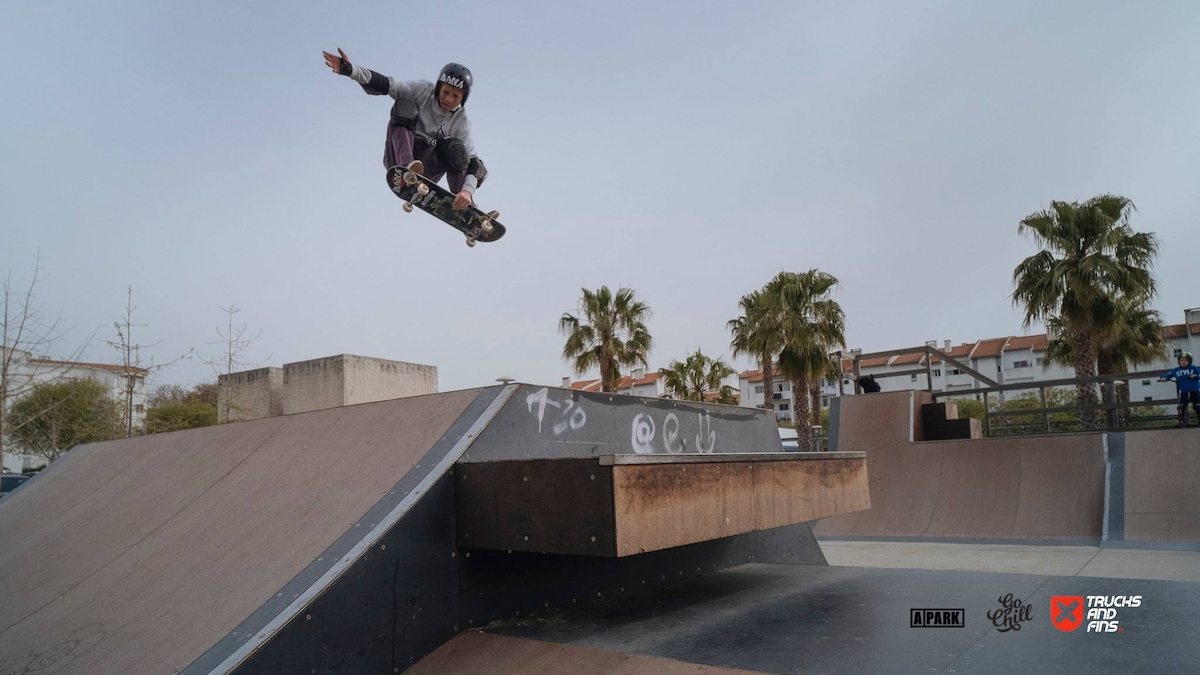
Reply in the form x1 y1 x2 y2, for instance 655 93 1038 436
383 123 467 194
1178 391 1200 425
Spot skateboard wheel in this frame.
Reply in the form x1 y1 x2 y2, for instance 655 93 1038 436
403 203 414 213
404 171 419 185
416 183 430 196
465 238 477 247
487 210 500 220
480 220 494 234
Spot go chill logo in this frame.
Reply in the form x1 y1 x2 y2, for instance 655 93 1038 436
1051 595 1141 632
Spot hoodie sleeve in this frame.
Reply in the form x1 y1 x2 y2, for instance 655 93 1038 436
347 64 412 99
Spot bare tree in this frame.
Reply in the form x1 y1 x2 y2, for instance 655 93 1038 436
107 287 191 437
1 255 93 472
202 305 269 423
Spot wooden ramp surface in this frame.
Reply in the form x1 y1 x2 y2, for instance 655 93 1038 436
0 389 483 675
408 630 767 675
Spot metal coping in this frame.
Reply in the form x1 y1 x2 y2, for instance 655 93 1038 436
599 451 866 465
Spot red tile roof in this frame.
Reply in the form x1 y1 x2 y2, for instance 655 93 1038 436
1189 323 1200 336
929 343 977 363
739 370 765 383
621 371 660 388
1162 324 1186 338
859 356 892 368
29 358 149 375
971 337 1010 358
568 371 660 392
891 352 925 366
1004 334 1050 352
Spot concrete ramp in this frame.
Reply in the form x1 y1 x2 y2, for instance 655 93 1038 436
0 384 861 675
817 391 1106 540
1119 428 1200 543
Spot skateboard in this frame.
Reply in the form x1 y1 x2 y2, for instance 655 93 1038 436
386 166 506 247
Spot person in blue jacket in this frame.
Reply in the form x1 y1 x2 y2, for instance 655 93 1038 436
1159 352 1200 427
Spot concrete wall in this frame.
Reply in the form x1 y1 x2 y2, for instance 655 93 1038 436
342 355 438 407
282 355 437 416
1122 429 1200 543
821 391 1200 545
819 391 1107 540
217 367 283 423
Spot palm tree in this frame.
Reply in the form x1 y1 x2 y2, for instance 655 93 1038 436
1013 194 1157 429
808 353 841 429
728 290 782 418
661 349 737 403
559 286 653 393
763 270 846 451
1044 295 1170 426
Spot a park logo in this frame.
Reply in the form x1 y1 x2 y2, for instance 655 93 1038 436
910 609 965 627
1051 596 1084 632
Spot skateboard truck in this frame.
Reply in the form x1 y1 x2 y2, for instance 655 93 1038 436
464 211 501 246
400 171 430 213
479 210 499 234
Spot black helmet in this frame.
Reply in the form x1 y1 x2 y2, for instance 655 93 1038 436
1182 351 1194 365
436 63 473 110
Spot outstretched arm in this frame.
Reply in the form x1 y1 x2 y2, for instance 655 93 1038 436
321 47 398 96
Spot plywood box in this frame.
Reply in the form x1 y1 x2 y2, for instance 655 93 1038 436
455 452 869 557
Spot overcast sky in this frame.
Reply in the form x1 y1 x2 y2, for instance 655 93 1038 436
2 0 1197 392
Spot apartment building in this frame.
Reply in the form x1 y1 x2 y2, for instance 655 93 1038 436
2 347 148 472
565 368 664 398
738 307 1200 418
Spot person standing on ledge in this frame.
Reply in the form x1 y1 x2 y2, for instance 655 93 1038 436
1159 351 1200 428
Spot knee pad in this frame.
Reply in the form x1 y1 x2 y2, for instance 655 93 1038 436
435 137 470 171
390 98 420 129
467 156 488 186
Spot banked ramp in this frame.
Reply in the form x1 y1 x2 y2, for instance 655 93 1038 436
0 384 859 675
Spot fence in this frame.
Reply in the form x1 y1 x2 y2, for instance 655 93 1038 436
844 345 1179 437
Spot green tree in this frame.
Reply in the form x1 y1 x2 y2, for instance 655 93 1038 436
1044 295 1170 426
559 286 653 393
1012 194 1157 429
763 270 846 451
947 397 986 422
660 349 737 403
143 400 218 434
728 290 782 418
7 378 122 463
143 382 219 434
990 389 1081 436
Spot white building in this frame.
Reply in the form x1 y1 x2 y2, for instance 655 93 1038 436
737 307 1200 416
565 368 665 398
2 347 148 472
563 367 740 403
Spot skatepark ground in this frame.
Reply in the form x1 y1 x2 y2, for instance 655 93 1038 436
417 551 1200 675
820 538 1200 582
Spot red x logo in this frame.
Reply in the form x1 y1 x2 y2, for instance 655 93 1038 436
1051 596 1084 632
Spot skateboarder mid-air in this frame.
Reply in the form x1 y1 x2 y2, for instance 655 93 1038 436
1159 351 1200 428
322 48 487 212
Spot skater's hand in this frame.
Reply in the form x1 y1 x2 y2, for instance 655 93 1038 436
452 190 473 211
323 48 351 75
